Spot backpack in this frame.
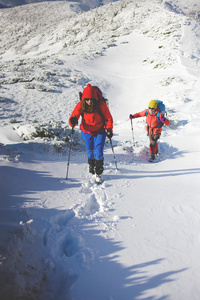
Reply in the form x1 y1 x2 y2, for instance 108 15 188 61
145 100 166 128
156 100 166 116
93 86 109 108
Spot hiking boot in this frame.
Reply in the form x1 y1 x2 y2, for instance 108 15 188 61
95 159 104 176
88 158 95 174
95 174 103 184
148 155 155 162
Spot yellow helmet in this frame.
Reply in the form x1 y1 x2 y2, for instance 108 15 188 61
149 100 157 109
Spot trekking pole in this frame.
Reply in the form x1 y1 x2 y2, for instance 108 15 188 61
109 138 118 171
130 118 135 147
66 126 74 180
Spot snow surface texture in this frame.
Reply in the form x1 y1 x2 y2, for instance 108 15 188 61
1 0 200 299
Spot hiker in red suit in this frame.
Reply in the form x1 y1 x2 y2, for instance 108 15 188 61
69 83 113 182
129 100 170 161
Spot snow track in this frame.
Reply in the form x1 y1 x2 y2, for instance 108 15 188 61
1 0 200 299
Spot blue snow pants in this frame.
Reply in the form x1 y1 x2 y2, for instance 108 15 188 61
81 131 106 160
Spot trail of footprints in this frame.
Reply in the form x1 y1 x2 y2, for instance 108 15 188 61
77 180 108 217
42 179 112 263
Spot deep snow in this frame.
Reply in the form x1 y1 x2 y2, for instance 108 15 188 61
0 0 200 299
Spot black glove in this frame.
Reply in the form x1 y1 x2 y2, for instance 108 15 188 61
70 116 78 126
129 114 134 120
106 130 113 139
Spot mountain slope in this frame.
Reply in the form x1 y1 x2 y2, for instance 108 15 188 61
1 1 200 299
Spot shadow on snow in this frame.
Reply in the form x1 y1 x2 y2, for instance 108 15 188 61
0 163 187 299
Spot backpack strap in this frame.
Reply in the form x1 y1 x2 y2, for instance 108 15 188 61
156 112 160 122
156 112 164 128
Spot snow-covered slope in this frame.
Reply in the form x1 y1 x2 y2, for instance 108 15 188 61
1 0 200 299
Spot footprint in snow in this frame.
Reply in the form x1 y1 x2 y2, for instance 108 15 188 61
77 193 100 217
51 209 75 227
43 223 81 258
63 232 80 257
80 181 94 194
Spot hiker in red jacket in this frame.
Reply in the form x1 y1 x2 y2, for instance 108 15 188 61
129 100 170 161
69 83 113 182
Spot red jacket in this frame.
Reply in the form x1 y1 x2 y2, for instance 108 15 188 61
69 101 113 134
133 109 170 135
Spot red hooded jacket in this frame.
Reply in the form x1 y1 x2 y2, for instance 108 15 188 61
69 100 113 134
133 109 170 135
